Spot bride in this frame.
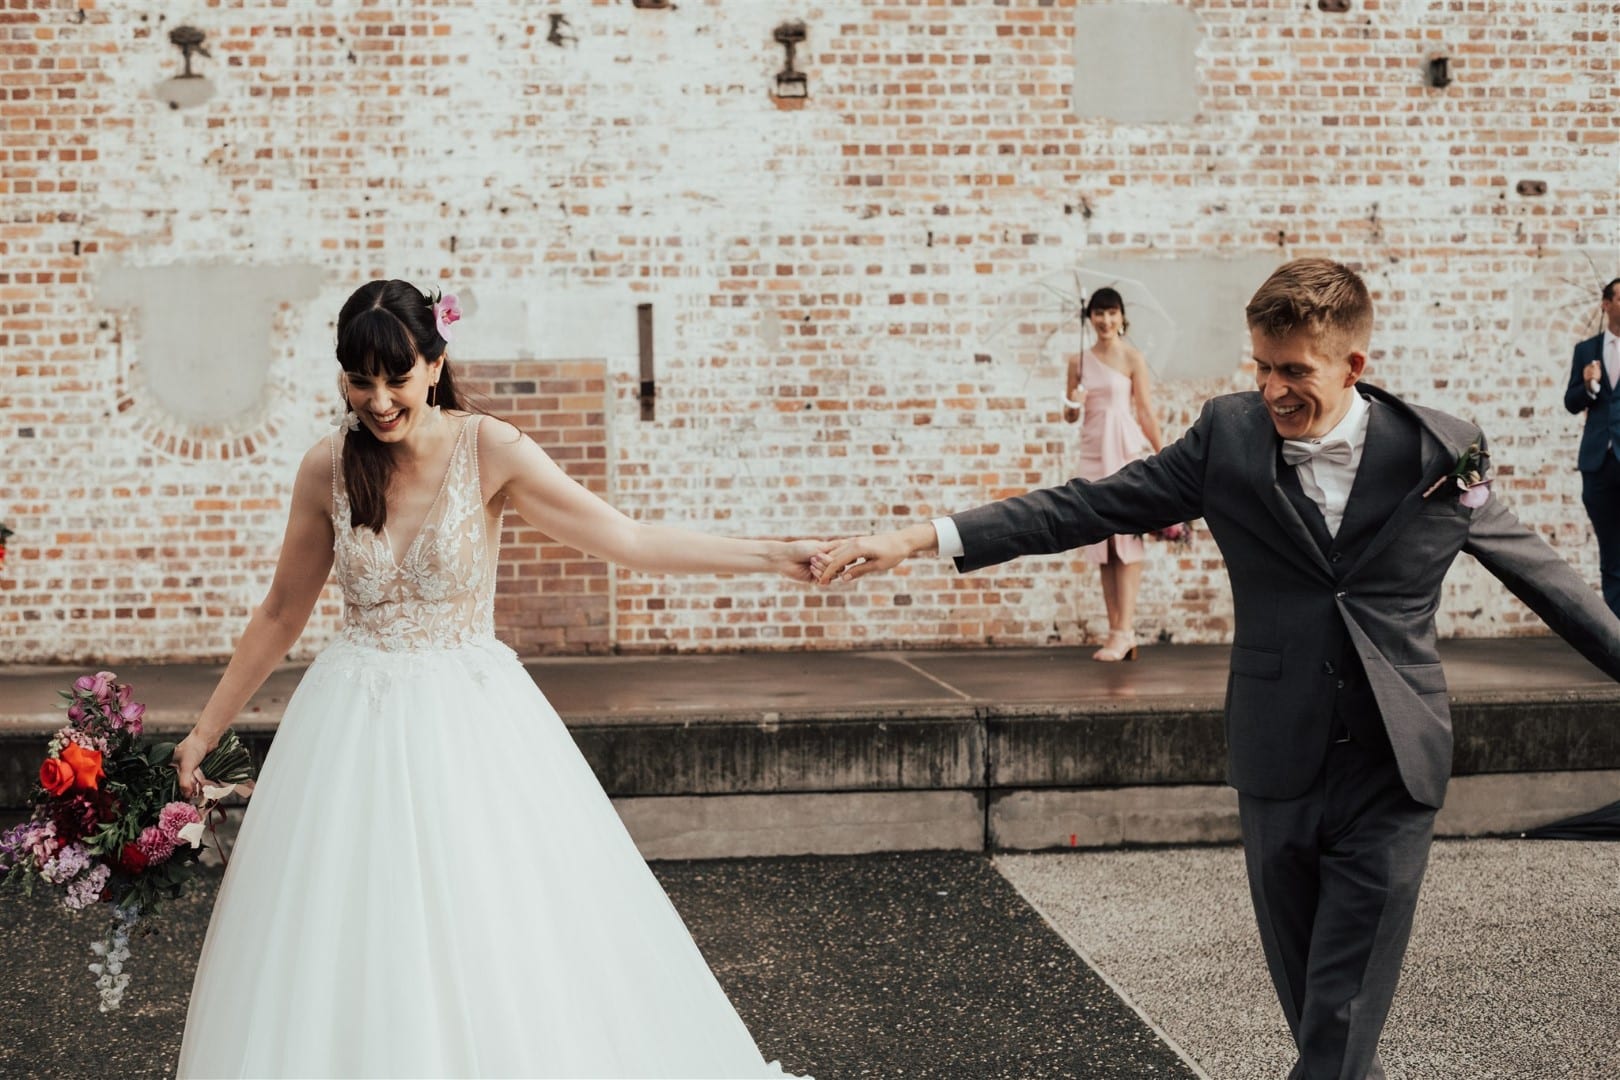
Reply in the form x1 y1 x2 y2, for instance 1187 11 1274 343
170 279 820 1078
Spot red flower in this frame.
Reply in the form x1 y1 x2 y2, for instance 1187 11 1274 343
59 742 104 791
39 757 75 796
49 791 119 843
116 843 148 875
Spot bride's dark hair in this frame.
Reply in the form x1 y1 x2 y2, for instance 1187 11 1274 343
335 279 474 531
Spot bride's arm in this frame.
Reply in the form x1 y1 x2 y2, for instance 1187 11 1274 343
174 442 337 794
480 418 823 580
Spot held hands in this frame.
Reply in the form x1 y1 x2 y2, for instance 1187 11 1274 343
774 539 840 583
1585 360 1604 388
812 523 938 584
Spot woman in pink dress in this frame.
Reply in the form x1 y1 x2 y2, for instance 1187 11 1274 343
1062 287 1166 662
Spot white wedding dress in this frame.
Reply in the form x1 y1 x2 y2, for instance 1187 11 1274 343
178 416 801 1079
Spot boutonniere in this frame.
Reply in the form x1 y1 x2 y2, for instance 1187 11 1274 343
1422 440 1491 508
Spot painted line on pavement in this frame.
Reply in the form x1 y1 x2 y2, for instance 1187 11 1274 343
991 855 1215 1080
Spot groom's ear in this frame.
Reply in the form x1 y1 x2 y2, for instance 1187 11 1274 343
1344 349 1368 385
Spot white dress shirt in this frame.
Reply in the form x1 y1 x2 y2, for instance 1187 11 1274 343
933 391 1374 556
1283 391 1371 537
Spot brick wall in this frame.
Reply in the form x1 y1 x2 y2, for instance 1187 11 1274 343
1 0 1616 662
461 360 612 656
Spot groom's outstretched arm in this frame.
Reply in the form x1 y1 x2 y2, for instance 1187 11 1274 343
817 398 1214 584
1464 494 1620 681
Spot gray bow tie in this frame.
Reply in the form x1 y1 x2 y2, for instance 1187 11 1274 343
1281 438 1354 468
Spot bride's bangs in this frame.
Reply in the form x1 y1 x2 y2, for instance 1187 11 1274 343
336 308 421 378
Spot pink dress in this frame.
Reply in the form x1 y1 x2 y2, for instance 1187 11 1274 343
1076 349 1148 565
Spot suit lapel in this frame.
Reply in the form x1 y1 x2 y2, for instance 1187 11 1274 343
1332 399 1417 559
1341 386 1460 578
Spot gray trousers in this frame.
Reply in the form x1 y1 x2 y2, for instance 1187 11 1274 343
1239 738 1437 1080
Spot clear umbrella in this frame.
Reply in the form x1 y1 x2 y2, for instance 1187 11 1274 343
978 266 1178 393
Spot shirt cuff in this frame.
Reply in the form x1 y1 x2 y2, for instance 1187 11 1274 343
932 516 964 560
1589 381 1601 399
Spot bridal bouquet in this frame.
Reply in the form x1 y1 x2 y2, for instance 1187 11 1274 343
0 670 256 1010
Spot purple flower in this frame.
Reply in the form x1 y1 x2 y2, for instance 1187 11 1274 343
64 863 110 911
0 821 37 871
40 842 91 885
117 702 145 734
1458 479 1491 509
91 672 117 703
158 801 202 845
72 675 98 695
66 703 86 723
25 820 60 864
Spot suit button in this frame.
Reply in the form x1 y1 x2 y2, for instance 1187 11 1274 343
1336 679 1347 690
1335 590 1348 599
1330 552 1343 563
1323 661 1336 675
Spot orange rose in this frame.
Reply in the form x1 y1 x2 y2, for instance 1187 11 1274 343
60 742 105 791
39 757 75 796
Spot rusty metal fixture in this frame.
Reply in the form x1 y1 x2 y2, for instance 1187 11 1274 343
637 303 656 422
1516 180 1548 197
1317 0 1350 11
1427 56 1452 88
773 21 808 99
168 25 211 78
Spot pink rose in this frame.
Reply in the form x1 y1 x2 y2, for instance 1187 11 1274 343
434 292 462 342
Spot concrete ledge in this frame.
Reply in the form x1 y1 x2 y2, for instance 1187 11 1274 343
1436 769 1620 837
573 712 985 796
988 705 1227 787
989 785 1242 851
612 790 986 860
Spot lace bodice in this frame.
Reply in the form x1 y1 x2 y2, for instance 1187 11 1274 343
330 415 501 651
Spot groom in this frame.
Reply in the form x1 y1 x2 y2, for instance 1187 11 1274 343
816 258 1620 1079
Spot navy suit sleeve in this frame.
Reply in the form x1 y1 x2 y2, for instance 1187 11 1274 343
1565 339 1595 415
949 398 1212 574
1463 474 1620 682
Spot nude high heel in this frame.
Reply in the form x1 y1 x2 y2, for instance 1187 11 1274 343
1092 630 1139 663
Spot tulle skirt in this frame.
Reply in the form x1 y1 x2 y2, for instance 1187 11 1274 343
177 636 798 1079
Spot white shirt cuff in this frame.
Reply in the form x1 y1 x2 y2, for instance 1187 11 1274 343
1589 380 1601 398
932 516 964 560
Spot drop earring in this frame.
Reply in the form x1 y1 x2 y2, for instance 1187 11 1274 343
427 381 439 408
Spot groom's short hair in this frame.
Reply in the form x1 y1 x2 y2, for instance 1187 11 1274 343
1246 258 1374 360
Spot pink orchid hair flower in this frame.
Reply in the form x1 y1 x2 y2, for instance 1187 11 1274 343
433 292 462 342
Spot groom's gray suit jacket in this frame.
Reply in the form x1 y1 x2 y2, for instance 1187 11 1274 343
950 384 1620 809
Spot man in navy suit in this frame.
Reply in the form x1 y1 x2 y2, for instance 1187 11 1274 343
1564 277 1620 618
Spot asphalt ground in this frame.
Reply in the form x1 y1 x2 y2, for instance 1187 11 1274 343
1 852 1193 1080
5 842 1615 1079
